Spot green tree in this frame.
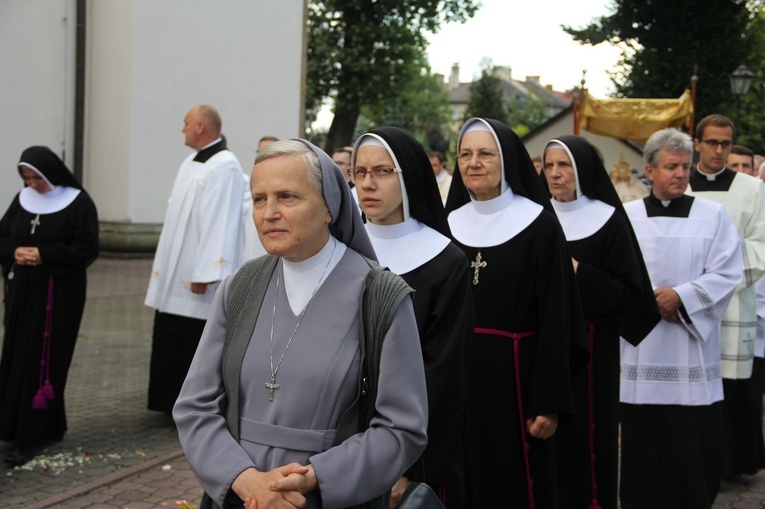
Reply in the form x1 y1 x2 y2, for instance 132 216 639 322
737 10 765 152
307 0 478 153
506 93 549 137
360 65 453 151
465 62 509 124
564 0 764 136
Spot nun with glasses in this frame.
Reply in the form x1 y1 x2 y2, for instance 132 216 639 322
444 118 588 509
174 139 427 509
542 135 659 509
352 126 474 507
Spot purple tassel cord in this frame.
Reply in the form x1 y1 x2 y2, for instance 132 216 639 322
32 276 55 411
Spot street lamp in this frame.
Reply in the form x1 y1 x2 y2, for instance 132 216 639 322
730 64 755 128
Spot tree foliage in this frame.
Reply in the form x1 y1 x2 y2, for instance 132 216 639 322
360 65 453 153
506 93 549 137
307 0 478 153
464 62 509 124
737 9 765 151
565 0 765 147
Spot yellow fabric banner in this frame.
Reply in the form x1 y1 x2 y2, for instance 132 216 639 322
580 89 694 142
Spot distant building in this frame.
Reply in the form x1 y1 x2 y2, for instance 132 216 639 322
436 63 572 130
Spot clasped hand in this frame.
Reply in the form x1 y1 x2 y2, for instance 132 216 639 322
654 286 682 324
14 246 42 266
234 463 316 509
526 414 558 439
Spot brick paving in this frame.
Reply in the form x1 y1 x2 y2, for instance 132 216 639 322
0 258 203 508
0 257 764 507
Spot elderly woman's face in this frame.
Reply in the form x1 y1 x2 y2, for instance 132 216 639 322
458 131 502 201
544 148 577 202
251 154 332 262
20 168 51 194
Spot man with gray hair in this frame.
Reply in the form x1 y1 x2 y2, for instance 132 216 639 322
621 127 742 507
145 104 250 413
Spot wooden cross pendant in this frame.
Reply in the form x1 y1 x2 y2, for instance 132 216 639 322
265 376 280 401
30 214 41 235
471 250 487 286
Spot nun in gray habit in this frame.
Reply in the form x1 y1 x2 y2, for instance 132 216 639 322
173 139 428 509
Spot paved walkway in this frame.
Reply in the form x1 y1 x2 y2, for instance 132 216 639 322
0 257 764 507
0 258 203 508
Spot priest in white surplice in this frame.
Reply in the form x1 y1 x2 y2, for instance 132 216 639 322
685 114 765 481
622 128 742 508
145 105 250 413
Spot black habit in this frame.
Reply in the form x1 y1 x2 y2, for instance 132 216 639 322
0 146 99 447
355 126 474 506
543 135 659 509
446 119 588 509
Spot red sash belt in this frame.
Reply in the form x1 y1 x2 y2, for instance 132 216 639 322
475 327 536 509
32 275 56 411
585 319 607 509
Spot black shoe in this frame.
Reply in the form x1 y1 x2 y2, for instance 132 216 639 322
4 446 35 467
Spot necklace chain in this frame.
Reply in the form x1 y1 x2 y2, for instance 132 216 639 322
267 240 336 401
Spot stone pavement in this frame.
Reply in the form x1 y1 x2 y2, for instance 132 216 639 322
0 258 204 508
0 257 764 507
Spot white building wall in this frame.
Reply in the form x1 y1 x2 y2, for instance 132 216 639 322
2 0 305 240
0 0 77 209
87 0 306 224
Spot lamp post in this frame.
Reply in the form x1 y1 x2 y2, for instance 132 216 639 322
730 64 755 128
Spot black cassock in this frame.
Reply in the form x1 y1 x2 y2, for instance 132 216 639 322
400 243 474 506
454 211 582 509
0 193 99 445
556 212 651 509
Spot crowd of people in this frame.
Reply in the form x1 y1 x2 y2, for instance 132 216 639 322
1 105 765 509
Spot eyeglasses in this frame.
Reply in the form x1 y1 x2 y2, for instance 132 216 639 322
457 150 498 165
700 139 733 150
349 167 402 181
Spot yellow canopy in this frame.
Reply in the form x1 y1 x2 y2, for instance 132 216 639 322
579 89 694 142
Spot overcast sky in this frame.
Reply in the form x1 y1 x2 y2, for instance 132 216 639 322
425 0 622 96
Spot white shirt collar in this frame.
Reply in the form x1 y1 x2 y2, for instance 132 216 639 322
365 218 450 274
281 236 346 314
696 163 727 181
198 137 223 151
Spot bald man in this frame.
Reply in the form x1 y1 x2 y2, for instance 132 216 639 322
145 105 250 413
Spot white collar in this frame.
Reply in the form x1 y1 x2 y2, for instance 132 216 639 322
198 138 223 151
696 163 727 181
448 188 543 247
550 195 615 241
19 186 81 214
281 237 346 314
435 171 451 183
365 218 450 274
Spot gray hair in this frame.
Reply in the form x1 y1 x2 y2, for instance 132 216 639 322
253 140 323 198
644 128 693 167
